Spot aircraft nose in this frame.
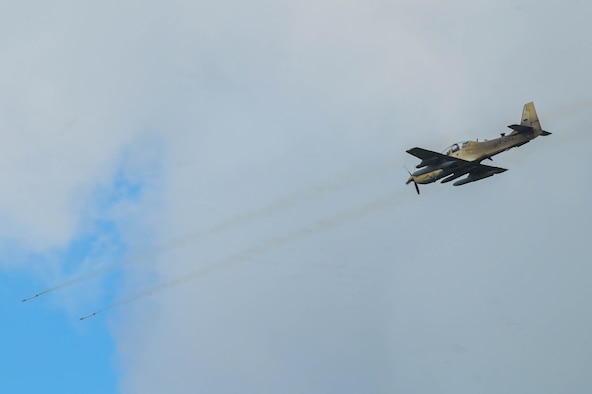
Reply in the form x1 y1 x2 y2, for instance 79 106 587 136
406 176 413 185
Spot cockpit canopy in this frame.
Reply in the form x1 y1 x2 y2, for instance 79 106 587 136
442 141 469 156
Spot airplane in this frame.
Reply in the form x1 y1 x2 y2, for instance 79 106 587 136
405 102 551 194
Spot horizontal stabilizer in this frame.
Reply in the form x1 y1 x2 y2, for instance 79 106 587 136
508 124 533 133
540 130 552 136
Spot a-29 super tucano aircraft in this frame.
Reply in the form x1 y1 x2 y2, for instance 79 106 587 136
406 102 551 194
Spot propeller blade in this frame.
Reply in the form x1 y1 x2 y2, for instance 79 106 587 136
404 166 420 195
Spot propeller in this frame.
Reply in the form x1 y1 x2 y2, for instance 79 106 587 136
404 166 420 195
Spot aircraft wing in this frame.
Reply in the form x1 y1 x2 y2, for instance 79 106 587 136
407 147 508 186
448 163 508 186
406 147 468 168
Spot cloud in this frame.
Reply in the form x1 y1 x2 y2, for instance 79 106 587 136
113 1 592 392
3 0 592 393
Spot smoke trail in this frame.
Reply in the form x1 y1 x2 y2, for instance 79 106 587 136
165 157 402 240
545 100 592 124
80 188 407 319
24 158 402 301
21 271 101 302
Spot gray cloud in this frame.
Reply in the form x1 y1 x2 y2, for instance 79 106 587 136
113 0 592 392
2 0 591 393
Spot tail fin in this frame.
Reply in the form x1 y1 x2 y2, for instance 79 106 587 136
521 102 551 136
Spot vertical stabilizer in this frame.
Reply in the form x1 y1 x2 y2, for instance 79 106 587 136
520 102 551 136
521 102 540 130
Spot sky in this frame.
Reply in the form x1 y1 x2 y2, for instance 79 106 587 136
1 0 592 393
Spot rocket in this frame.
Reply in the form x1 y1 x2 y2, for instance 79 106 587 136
22 294 41 302
79 312 97 321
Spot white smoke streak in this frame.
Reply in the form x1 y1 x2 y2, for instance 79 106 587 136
26 158 402 300
81 189 406 319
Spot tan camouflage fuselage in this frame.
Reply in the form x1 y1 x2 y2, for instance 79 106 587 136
407 102 550 188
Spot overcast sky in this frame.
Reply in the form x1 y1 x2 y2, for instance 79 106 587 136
2 1 592 393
